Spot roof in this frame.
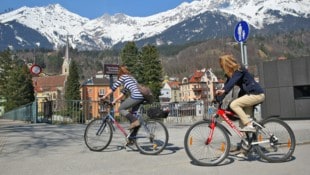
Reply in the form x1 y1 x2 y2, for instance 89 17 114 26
32 75 67 92
81 76 110 86
168 81 180 89
189 70 204 83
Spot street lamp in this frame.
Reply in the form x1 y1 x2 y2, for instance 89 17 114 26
34 42 40 64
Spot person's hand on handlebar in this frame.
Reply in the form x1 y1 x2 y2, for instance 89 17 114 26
111 93 125 106
215 89 225 96
111 100 117 106
214 89 226 103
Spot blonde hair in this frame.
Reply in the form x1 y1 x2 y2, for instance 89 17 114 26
118 65 130 78
219 54 241 77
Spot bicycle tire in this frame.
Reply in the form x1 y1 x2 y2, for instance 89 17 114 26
184 120 230 166
135 120 169 155
255 118 296 162
84 119 113 151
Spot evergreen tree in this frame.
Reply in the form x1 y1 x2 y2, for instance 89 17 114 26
140 44 163 101
0 50 13 97
21 65 35 103
64 60 80 101
4 64 35 111
1 50 35 111
120 42 140 76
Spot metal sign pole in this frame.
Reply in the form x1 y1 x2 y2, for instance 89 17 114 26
243 42 248 69
109 74 114 118
234 21 250 69
104 64 119 118
240 42 245 66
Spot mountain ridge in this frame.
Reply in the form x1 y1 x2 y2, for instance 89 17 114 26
0 0 309 51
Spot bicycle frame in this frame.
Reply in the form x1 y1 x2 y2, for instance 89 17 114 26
216 108 244 138
99 104 149 141
207 103 253 147
209 103 275 146
85 99 169 154
105 114 129 136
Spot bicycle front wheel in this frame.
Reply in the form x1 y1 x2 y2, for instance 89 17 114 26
255 118 296 162
184 120 230 166
135 120 169 155
84 119 113 151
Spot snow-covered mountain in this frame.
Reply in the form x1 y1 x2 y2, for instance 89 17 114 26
0 0 309 50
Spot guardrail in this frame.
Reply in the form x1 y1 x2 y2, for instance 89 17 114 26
2 99 209 124
2 102 36 123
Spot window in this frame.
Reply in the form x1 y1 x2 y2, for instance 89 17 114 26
99 89 105 96
294 85 310 99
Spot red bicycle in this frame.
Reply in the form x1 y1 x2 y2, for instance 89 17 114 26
184 101 296 166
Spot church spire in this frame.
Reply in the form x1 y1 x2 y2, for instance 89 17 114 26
62 35 71 75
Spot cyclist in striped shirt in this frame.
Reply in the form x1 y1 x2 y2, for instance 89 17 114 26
103 65 144 129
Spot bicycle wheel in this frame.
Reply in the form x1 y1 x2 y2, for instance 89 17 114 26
84 119 113 151
184 120 230 166
255 118 296 162
135 120 169 155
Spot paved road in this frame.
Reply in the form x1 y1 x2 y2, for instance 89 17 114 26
1 119 310 175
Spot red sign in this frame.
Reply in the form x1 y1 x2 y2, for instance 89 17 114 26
30 64 42 75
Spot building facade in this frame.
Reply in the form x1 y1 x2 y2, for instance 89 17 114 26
259 57 310 119
80 72 121 119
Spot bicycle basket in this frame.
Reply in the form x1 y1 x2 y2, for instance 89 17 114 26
147 107 169 119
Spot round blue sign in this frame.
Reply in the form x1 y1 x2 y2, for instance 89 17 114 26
234 21 250 43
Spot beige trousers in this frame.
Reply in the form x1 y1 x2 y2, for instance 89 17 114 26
230 93 265 125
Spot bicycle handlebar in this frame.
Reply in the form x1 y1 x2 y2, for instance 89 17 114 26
211 95 225 109
99 99 114 107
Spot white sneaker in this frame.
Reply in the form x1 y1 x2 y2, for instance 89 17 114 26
240 125 256 132
236 152 247 158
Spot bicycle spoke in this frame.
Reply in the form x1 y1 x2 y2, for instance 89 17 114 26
135 120 168 155
255 118 295 162
184 120 230 166
84 119 113 151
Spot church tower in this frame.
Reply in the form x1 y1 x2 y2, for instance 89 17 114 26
62 35 71 75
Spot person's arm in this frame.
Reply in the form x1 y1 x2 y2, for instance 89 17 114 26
112 93 125 104
102 88 113 99
102 76 125 100
222 71 243 94
216 76 230 96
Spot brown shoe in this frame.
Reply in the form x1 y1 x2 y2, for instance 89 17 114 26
128 120 140 130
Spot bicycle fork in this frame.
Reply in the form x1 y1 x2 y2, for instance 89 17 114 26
205 118 216 145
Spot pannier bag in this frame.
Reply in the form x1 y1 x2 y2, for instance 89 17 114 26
147 107 169 119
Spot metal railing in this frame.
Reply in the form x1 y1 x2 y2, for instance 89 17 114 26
2 99 208 124
2 102 36 123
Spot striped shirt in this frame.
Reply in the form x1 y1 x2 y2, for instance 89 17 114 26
111 74 144 100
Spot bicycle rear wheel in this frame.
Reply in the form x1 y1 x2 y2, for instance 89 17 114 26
84 119 113 151
255 118 296 162
184 120 230 166
135 120 169 155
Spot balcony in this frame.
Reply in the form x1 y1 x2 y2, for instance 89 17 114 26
192 87 203 92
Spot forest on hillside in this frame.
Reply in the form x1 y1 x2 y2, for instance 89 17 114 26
12 30 310 81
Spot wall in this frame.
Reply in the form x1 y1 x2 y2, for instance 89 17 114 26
259 57 310 119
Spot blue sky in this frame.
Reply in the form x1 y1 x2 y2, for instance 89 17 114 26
1 0 195 19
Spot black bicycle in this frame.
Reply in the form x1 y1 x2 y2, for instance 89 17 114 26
84 99 169 155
